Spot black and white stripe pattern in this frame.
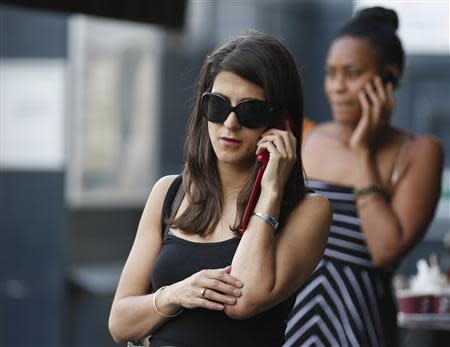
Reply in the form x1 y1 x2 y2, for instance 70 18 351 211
284 180 396 347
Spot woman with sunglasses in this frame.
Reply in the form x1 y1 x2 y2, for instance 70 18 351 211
109 31 331 346
284 7 443 347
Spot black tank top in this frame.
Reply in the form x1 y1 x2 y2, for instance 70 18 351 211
149 176 296 347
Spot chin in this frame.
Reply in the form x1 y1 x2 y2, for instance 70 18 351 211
216 151 255 168
332 110 360 125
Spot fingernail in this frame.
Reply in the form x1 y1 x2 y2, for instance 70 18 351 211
228 298 236 304
233 289 242 296
236 280 243 287
217 304 224 310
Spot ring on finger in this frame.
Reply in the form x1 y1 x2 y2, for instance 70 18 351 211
200 288 206 297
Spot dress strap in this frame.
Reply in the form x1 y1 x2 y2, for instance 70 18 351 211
160 175 184 236
389 134 413 187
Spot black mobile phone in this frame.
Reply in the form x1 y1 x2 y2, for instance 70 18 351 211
363 70 396 105
379 69 397 86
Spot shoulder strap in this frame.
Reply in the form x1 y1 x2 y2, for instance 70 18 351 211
389 134 413 187
160 175 183 235
164 180 185 236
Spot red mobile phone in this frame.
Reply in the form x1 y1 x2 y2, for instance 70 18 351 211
238 115 294 234
238 150 269 234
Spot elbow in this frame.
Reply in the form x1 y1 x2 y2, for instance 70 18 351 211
371 247 404 268
109 308 135 344
109 317 128 345
371 253 397 268
223 296 265 320
223 276 275 320
371 230 418 268
224 304 256 320
110 333 127 345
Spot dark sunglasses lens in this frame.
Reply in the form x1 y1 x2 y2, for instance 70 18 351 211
235 100 273 128
201 94 230 123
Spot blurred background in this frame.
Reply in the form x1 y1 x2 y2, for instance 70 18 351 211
0 0 448 346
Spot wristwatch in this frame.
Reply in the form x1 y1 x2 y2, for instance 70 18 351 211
252 211 279 230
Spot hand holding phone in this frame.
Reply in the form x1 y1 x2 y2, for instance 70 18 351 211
238 115 294 234
351 73 395 152
364 69 396 102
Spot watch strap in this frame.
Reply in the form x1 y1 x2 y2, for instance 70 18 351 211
252 211 279 230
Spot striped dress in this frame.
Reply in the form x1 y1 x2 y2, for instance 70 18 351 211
284 180 397 347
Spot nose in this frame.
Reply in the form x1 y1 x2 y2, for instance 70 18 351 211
223 111 241 129
330 72 346 93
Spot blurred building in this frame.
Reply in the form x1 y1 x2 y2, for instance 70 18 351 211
0 1 448 346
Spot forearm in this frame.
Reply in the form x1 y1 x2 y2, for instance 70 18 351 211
353 150 383 189
228 189 281 314
354 152 404 265
357 194 404 266
109 286 180 343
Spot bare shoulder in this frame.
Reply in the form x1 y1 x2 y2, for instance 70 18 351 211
410 135 443 158
138 174 180 236
391 133 443 200
149 174 180 201
404 134 443 172
302 122 336 168
316 121 336 131
305 122 334 142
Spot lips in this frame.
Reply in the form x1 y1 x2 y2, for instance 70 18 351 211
332 100 353 108
219 136 242 147
221 137 241 143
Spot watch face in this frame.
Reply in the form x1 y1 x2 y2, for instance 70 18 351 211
267 216 279 229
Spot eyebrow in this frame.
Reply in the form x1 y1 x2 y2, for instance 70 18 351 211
325 62 366 69
210 91 228 100
210 91 266 103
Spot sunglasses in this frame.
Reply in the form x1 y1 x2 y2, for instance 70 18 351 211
200 92 276 129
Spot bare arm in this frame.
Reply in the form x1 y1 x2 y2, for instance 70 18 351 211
346 78 444 267
224 124 331 319
109 176 243 343
225 192 331 319
354 136 443 267
108 175 180 343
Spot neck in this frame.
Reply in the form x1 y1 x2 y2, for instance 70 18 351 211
217 161 254 203
333 121 359 141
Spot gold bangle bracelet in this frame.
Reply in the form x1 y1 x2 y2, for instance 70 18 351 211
153 286 183 318
354 185 389 199
356 192 384 209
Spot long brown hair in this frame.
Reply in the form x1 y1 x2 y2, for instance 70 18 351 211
168 31 306 236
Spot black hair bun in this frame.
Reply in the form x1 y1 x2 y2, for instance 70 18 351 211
355 6 398 32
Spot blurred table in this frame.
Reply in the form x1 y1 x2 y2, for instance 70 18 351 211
398 313 450 330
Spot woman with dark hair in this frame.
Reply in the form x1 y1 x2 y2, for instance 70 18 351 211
109 31 331 346
284 7 443 347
